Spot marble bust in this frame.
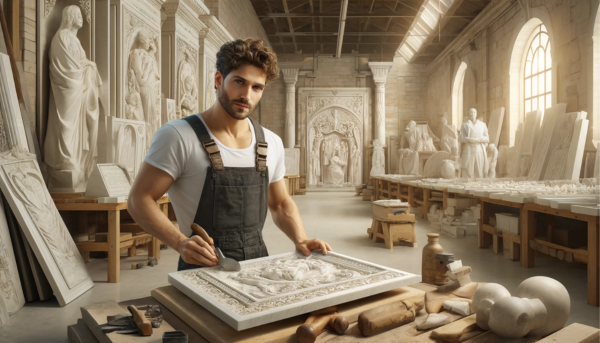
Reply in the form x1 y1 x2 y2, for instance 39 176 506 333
460 108 489 178
44 5 102 192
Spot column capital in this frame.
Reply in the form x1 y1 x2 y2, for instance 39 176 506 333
368 61 393 85
280 63 302 85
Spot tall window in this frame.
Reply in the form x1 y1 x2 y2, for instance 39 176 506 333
524 25 551 113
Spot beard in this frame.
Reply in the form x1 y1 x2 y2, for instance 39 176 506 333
218 87 253 120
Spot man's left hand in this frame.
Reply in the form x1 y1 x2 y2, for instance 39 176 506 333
295 239 332 256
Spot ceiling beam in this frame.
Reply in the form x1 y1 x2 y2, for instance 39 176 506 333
272 32 461 36
258 12 418 18
410 0 467 62
282 0 298 52
336 0 349 57
264 0 290 53
357 0 376 52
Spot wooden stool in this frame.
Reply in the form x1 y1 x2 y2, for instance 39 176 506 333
369 218 416 250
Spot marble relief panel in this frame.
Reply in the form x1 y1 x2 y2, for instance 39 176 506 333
0 196 25 318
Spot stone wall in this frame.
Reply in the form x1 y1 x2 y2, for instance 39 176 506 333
209 0 270 43
21 0 36 118
424 0 599 149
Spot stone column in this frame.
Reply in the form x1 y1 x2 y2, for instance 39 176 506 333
280 65 301 148
368 62 393 144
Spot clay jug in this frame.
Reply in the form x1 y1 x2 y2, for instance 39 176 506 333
422 233 444 284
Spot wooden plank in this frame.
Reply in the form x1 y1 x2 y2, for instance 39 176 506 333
76 242 109 252
151 285 425 343
535 323 600 343
588 219 599 306
521 207 536 268
108 210 120 283
484 198 524 208
525 203 599 223
482 224 503 236
534 238 588 264
403 315 484 342
480 201 492 248
492 234 502 254
462 330 539 342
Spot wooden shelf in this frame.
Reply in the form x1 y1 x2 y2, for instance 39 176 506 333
532 238 588 264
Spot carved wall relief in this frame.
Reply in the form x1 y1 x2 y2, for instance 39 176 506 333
124 8 161 149
114 121 146 179
0 196 25 316
307 107 362 187
177 39 198 117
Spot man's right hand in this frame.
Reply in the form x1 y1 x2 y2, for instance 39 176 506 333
176 235 219 267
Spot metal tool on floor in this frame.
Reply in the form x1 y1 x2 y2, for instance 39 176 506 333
131 256 158 270
190 223 241 271
98 305 163 336
163 330 188 343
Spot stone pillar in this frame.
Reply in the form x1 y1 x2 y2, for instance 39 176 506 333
280 64 301 148
368 62 393 144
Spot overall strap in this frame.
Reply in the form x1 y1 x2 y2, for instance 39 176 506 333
249 117 268 172
182 116 224 171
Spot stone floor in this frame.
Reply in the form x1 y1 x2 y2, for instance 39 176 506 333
1 192 598 342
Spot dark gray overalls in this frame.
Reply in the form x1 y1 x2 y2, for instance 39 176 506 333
177 115 269 271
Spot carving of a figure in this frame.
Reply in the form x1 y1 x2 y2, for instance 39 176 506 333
370 139 385 176
325 151 346 185
486 144 498 178
420 130 437 152
397 121 420 175
441 118 459 157
400 121 420 150
44 5 102 191
125 92 144 121
352 127 361 185
460 108 489 178
178 49 197 116
128 28 160 148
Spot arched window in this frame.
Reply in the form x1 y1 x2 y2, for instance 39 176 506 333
524 25 551 114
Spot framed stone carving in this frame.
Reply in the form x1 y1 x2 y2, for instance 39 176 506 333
527 104 567 180
543 112 588 181
0 195 25 324
0 158 93 306
512 110 543 177
169 251 420 330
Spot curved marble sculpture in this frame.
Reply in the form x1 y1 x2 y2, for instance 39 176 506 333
441 118 459 157
486 144 498 178
128 28 160 148
370 139 385 176
460 108 489 178
473 277 570 338
440 160 455 179
423 151 453 178
44 5 102 192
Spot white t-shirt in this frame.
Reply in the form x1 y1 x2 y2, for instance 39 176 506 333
144 114 285 237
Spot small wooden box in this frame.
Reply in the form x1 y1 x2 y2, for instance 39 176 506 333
373 202 412 221
389 223 415 242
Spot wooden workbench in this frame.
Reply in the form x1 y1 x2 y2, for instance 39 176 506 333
52 194 170 283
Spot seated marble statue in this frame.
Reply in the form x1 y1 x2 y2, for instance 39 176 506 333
44 5 101 191
460 108 489 178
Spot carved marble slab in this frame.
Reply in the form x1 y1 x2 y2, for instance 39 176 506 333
543 112 588 180
0 195 25 323
85 164 133 198
168 251 420 330
98 116 146 179
487 107 504 147
0 158 93 306
527 104 567 180
513 110 543 177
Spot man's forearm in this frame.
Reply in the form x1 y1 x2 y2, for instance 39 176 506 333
128 195 187 250
270 197 308 245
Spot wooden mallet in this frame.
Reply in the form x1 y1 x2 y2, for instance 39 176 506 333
296 311 349 343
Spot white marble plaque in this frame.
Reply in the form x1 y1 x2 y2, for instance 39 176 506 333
527 104 567 180
169 251 420 330
487 107 504 147
284 148 300 175
543 112 588 180
85 164 132 198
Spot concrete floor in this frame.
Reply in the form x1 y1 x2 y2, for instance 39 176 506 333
1 192 598 342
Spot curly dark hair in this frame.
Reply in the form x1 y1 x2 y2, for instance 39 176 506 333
216 39 279 83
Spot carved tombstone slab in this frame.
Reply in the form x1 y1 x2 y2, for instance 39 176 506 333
487 107 504 147
543 112 588 180
168 251 421 330
85 164 133 198
284 148 300 175
527 103 567 180
0 195 25 324
513 110 543 177
0 158 93 306
98 116 146 180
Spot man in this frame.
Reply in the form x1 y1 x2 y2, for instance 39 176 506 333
460 108 489 178
128 39 331 270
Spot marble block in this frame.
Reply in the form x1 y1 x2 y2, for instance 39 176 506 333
97 116 146 179
168 251 421 330
528 104 567 180
563 119 588 181
571 205 600 216
543 112 587 180
284 148 300 175
513 110 543 177
85 164 133 198
487 107 505 147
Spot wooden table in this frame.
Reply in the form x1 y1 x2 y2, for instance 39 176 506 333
479 197 524 258
521 202 599 306
52 194 170 283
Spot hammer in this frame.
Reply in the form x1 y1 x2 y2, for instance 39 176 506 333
296 312 349 343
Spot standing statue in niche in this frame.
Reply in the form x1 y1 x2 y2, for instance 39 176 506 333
177 49 197 117
44 5 102 191
370 139 385 176
460 108 489 178
324 146 347 186
128 28 160 148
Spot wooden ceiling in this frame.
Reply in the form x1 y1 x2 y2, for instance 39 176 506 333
250 0 491 63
